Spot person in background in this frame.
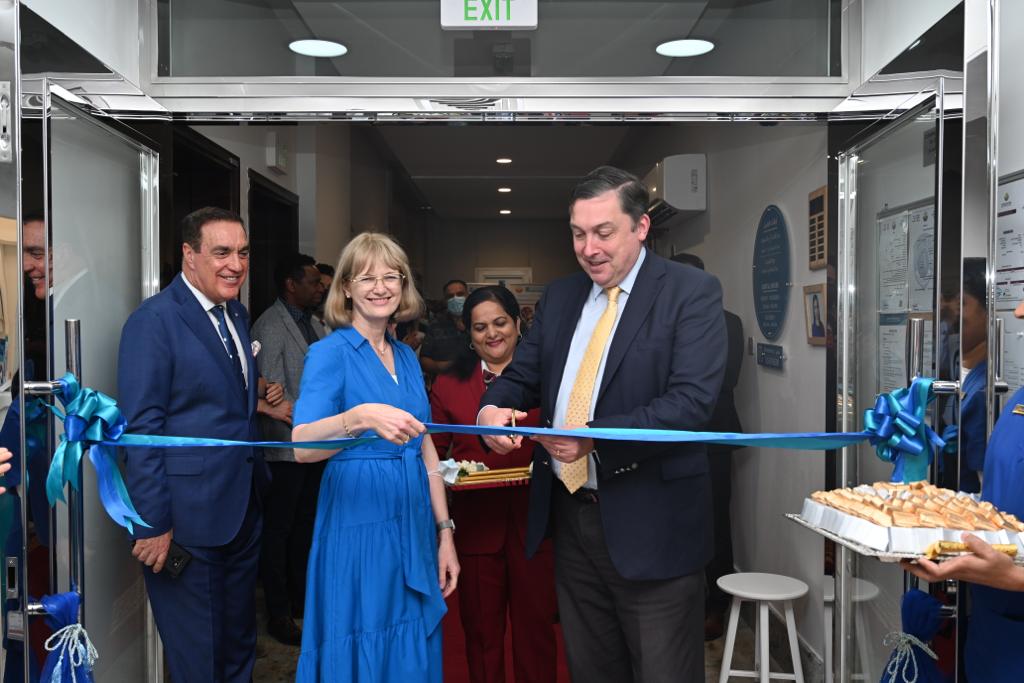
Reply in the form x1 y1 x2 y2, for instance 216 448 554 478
904 289 1024 683
419 279 470 377
430 285 557 683
251 252 328 646
290 232 459 681
941 257 988 493
479 166 727 682
314 262 335 327
671 252 744 641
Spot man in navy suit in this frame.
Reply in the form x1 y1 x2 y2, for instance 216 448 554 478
118 207 269 682
480 166 726 682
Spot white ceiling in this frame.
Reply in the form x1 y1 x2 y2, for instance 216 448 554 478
374 123 633 220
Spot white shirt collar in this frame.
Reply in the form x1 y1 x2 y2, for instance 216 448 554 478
181 272 222 312
589 247 646 301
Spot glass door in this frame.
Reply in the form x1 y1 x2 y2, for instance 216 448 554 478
836 92 960 681
11 84 159 682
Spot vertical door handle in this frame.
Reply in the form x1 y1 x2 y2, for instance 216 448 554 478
907 317 925 381
994 317 1010 395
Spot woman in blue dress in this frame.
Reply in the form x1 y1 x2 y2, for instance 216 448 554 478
291 232 459 682
905 296 1024 682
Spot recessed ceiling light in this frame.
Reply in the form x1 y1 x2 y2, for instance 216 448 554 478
500 209 512 215
496 158 512 164
498 187 512 193
655 39 714 58
289 39 348 58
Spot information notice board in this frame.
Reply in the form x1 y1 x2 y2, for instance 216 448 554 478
876 201 935 394
995 173 1024 397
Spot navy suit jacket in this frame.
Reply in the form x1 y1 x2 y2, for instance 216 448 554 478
118 274 269 546
482 251 727 580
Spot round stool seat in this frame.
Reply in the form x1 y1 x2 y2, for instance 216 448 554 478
717 572 809 602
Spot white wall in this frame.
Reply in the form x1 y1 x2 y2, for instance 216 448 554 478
616 122 829 659
23 0 140 87
423 220 579 297
189 124 300 232
296 124 352 266
999 0 1024 178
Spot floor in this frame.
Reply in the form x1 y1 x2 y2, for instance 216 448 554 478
251 585 768 682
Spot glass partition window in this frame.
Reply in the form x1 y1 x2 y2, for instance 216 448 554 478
838 104 942 680
157 0 841 78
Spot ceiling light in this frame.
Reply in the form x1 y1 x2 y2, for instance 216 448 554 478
498 187 512 193
500 209 512 215
289 39 348 58
496 158 512 164
655 39 714 58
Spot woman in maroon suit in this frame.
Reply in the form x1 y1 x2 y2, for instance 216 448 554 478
430 286 557 683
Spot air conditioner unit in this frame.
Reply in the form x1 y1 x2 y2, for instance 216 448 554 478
643 154 706 229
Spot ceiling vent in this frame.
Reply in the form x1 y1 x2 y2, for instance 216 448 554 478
427 97 503 111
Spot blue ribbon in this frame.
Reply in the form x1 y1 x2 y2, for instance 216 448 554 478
41 374 945 530
863 377 945 483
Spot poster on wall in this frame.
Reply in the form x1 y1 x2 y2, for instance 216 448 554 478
996 312 1024 397
908 205 935 313
877 211 910 314
995 176 1024 308
879 313 908 393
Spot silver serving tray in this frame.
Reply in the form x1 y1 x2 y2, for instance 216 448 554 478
785 513 1024 565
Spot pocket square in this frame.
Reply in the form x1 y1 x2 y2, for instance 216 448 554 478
251 340 261 357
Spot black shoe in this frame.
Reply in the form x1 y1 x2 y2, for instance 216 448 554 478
267 615 303 647
704 611 725 641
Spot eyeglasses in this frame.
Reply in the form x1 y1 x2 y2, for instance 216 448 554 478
349 273 405 288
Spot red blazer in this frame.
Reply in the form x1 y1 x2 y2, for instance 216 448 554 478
430 363 540 555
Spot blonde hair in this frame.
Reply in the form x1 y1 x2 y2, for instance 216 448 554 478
324 232 424 329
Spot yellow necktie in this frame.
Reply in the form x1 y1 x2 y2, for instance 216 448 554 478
560 286 621 493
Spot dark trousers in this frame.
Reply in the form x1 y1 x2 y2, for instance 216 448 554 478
145 491 262 683
259 460 324 619
458 526 557 683
705 447 735 613
553 487 704 683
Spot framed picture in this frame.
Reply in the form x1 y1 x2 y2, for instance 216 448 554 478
803 284 827 346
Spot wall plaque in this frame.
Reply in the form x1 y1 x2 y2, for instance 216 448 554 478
752 204 791 341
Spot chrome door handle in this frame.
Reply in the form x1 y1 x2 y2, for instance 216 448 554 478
995 317 1010 394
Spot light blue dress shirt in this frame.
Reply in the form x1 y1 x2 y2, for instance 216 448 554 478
551 248 647 490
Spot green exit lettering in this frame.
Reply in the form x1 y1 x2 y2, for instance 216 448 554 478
464 0 513 21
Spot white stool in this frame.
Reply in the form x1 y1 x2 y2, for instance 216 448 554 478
717 572 808 683
822 576 880 683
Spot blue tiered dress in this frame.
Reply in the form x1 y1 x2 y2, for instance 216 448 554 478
294 326 446 682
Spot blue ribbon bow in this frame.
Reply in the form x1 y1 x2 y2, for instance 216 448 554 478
863 377 946 483
45 375 149 533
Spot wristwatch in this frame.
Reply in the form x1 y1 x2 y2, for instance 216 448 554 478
436 519 456 534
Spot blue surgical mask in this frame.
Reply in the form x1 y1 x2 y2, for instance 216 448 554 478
447 296 466 316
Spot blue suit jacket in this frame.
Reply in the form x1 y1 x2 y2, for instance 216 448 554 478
482 251 727 580
118 274 268 546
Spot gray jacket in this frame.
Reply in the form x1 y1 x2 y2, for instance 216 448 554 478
251 299 327 462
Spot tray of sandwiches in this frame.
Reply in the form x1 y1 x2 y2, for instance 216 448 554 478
789 481 1024 564
449 461 532 491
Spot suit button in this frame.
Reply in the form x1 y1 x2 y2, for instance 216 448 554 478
630 462 638 470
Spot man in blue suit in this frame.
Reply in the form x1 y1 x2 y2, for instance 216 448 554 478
480 166 726 682
118 207 270 682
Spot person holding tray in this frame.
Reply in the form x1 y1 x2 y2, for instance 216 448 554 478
430 285 558 683
904 295 1024 682
291 232 459 682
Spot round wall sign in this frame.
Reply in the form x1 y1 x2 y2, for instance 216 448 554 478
752 205 791 341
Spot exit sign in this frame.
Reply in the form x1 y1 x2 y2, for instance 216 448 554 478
441 0 537 30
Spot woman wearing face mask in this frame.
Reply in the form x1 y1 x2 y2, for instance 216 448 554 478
430 286 558 683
